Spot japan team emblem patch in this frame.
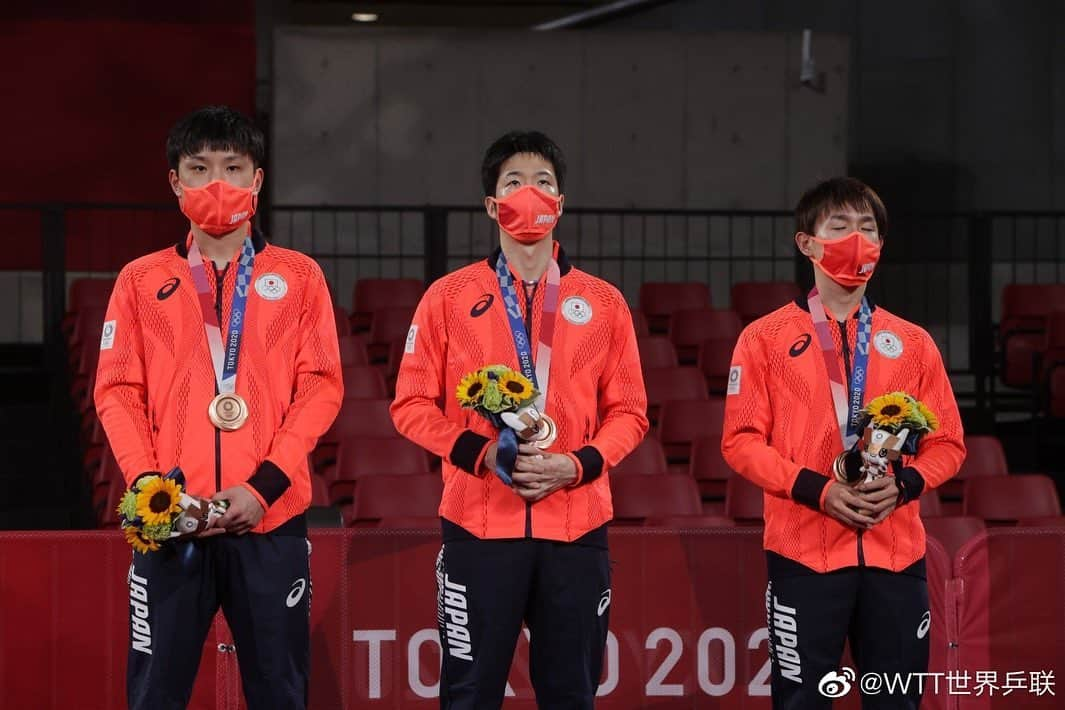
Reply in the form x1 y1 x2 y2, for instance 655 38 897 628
255 273 288 301
561 297 593 325
726 365 742 395
873 330 903 359
100 320 116 350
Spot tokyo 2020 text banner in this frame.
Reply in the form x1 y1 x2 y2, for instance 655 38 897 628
1 528 1062 709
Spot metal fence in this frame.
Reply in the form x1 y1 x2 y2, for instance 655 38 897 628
4 203 1065 409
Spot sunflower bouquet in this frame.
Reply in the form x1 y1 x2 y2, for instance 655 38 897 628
117 468 229 553
833 392 939 485
456 365 558 484
456 365 539 426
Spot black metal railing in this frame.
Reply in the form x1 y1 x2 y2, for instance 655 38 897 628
3 202 1065 415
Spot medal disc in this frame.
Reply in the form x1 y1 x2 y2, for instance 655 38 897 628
208 393 248 431
533 413 558 450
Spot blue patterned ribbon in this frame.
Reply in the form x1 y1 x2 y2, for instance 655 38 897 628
808 288 872 449
187 237 256 395
492 251 561 485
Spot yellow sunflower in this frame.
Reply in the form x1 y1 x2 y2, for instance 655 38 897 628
135 476 183 526
456 371 488 407
124 526 160 554
866 392 913 429
916 401 939 432
497 371 536 404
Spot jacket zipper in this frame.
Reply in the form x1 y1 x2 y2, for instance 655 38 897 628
838 319 866 566
214 268 225 493
523 282 537 539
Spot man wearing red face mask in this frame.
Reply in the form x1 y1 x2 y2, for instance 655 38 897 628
721 178 965 709
95 106 343 709
392 131 648 708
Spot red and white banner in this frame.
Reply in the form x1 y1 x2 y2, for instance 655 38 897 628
1 528 1061 709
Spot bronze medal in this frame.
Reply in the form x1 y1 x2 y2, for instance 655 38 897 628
208 393 248 431
533 413 558 450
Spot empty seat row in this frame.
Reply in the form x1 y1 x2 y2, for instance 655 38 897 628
638 281 802 332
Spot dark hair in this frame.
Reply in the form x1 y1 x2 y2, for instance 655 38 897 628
166 105 265 170
795 177 888 239
480 131 567 196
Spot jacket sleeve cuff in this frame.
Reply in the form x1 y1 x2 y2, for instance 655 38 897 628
565 453 584 487
791 467 831 511
571 446 604 486
449 430 492 476
245 459 291 507
895 466 926 504
473 439 492 477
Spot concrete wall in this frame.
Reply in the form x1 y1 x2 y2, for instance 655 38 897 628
604 0 1065 211
271 28 848 209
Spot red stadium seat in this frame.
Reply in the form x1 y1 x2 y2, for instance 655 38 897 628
939 435 1008 504
690 435 733 503
372 515 440 529
999 284 1065 387
351 278 424 332
632 310 650 337
610 475 702 524
70 335 102 379
348 475 442 525
639 282 710 333
338 334 369 366
1002 284 1065 327
657 397 725 469
95 477 124 528
69 306 107 349
68 277 116 311
329 436 431 503
333 304 352 337
919 489 943 517
957 435 1009 479
94 447 123 493
643 367 709 426
1016 516 1065 528
724 475 764 524
384 339 406 395
326 399 399 439
341 365 388 400
963 474 1062 523
1039 312 1065 353
64 278 115 336
313 399 400 473
667 308 742 364
310 474 330 506
1043 313 1065 417
610 436 668 476
922 516 985 558
81 414 107 474
636 336 678 369
367 307 415 362
643 515 735 528
698 338 738 395
1050 366 1065 418
730 281 801 324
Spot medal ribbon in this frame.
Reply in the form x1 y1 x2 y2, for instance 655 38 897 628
807 287 872 450
492 251 561 483
187 236 256 395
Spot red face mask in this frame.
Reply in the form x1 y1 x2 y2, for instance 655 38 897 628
179 180 257 237
810 231 882 287
492 185 562 244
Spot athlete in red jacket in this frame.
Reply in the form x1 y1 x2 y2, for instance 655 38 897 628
722 178 965 709
95 106 342 710
392 131 648 709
